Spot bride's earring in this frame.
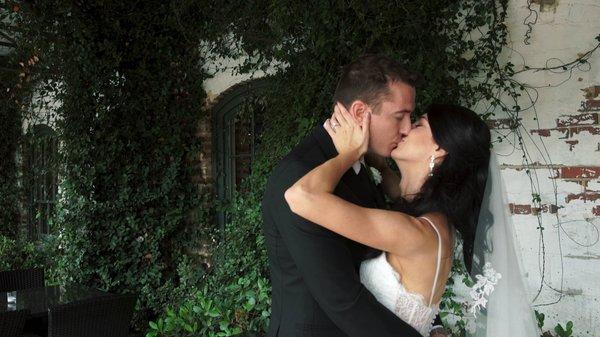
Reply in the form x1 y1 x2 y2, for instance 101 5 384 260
429 155 435 176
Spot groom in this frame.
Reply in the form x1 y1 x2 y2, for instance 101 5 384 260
262 54 440 337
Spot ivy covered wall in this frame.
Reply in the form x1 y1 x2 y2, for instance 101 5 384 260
4 0 594 336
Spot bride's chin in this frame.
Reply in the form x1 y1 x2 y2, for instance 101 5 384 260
390 149 402 160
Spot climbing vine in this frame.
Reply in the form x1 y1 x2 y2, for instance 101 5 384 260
2 0 597 336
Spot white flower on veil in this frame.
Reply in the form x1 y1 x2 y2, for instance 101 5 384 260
469 262 501 317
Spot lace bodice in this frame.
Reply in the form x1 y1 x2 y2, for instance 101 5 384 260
359 217 443 336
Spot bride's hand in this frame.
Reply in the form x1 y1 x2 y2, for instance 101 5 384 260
325 102 370 161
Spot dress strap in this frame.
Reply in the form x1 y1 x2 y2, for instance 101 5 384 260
418 216 442 307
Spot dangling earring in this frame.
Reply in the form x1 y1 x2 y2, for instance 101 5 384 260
429 155 435 177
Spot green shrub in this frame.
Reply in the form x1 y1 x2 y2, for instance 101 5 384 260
0 57 22 239
0 235 46 271
147 272 270 337
11 0 213 330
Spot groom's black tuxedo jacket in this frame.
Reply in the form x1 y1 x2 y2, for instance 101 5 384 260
262 125 421 337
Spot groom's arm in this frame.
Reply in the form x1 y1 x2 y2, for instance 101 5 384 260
264 159 421 337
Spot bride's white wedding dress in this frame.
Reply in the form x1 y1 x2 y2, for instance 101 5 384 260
358 155 540 337
360 216 444 337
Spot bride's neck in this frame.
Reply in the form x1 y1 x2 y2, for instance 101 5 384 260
397 162 429 201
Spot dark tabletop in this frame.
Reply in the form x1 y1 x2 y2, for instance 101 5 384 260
1 284 111 317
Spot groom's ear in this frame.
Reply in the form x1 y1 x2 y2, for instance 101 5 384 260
349 100 370 125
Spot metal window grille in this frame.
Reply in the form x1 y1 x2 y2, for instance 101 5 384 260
24 124 58 240
213 79 269 229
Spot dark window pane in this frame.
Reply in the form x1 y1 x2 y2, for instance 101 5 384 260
213 80 270 229
24 124 58 240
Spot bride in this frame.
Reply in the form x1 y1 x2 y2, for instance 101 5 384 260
285 102 539 336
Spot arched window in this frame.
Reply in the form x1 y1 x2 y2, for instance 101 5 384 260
212 78 270 228
23 124 58 239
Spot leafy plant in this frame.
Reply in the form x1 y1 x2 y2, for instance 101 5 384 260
554 321 574 337
6 0 212 330
147 274 270 337
0 235 46 271
536 310 546 330
0 31 24 240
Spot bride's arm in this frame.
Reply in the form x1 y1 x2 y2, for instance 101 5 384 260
284 104 434 256
285 174 432 256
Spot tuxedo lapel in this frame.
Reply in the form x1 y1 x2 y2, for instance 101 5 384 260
336 173 368 206
313 124 337 160
312 126 365 204
374 185 387 209
354 166 379 207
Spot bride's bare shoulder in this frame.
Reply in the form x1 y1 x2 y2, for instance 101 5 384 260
416 213 453 244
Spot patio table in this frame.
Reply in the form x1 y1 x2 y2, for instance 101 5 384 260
1 284 113 336
1 284 111 318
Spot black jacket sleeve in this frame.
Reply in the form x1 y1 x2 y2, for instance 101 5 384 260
263 159 422 337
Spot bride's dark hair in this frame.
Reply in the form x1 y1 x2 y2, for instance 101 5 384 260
394 104 491 272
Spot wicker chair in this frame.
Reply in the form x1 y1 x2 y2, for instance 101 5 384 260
0 268 45 292
0 309 30 337
48 293 136 337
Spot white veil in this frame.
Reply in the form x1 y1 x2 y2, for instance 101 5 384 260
467 153 540 337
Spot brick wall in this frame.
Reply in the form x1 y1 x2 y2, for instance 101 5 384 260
193 109 214 195
492 107 600 217
483 1 600 334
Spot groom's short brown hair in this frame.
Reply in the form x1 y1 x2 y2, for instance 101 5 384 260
333 54 420 113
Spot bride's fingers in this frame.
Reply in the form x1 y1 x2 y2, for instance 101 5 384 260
332 109 345 130
337 102 355 126
332 104 344 126
336 102 350 116
324 119 336 135
331 113 342 129
334 103 351 126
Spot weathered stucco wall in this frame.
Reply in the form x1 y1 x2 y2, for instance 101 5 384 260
488 0 599 335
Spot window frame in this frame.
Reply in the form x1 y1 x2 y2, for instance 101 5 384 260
23 123 59 240
211 78 271 229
